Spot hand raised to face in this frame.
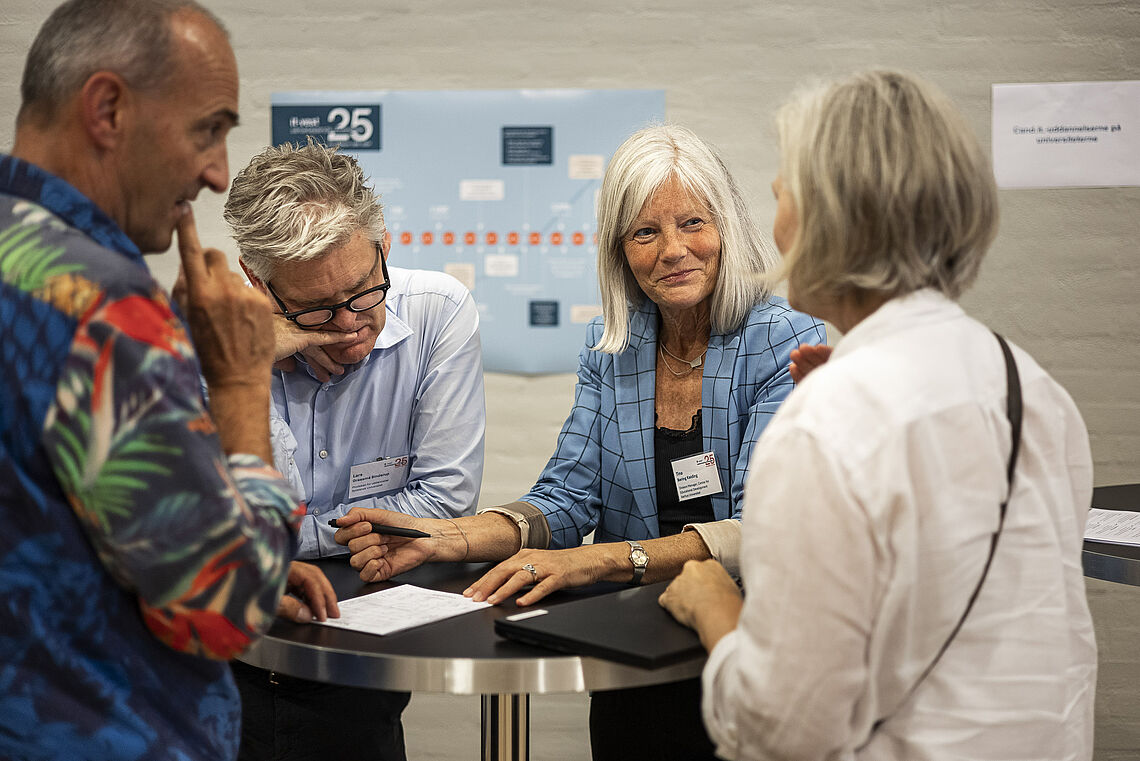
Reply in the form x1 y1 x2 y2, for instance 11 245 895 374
270 317 356 383
175 206 276 388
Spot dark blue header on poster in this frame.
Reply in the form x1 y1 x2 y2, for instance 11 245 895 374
271 104 382 151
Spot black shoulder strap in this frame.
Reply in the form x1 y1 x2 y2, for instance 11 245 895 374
995 334 1023 491
865 331 1022 739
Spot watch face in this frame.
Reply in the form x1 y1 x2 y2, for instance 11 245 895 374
631 548 648 565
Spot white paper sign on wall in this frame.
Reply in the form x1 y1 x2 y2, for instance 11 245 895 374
992 80 1140 188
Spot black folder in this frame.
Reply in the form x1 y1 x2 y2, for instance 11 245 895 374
493 581 704 669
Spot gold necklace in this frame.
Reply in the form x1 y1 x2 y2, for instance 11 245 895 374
658 343 706 376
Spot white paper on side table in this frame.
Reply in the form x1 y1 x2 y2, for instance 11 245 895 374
314 584 492 636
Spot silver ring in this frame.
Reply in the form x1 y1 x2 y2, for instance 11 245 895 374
522 563 537 580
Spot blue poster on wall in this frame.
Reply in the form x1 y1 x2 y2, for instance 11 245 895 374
270 89 665 373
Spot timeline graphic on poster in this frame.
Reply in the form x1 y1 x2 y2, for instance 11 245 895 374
271 89 665 373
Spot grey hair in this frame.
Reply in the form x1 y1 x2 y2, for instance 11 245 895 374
225 139 387 282
19 0 227 126
593 124 778 354
773 69 999 304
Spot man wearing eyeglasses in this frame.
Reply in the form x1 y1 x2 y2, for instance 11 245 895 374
224 140 485 761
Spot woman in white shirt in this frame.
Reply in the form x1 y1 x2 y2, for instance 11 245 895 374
659 69 1097 761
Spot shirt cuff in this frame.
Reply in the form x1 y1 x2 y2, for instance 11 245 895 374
702 628 742 760
477 501 551 549
683 519 742 577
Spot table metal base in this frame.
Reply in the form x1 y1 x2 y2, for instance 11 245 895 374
482 693 529 761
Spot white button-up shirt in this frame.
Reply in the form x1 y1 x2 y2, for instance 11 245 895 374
704 289 1096 761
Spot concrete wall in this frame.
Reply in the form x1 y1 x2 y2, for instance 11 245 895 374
2 2 1138 755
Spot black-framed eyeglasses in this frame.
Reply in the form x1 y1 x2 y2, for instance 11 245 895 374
267 245 390 329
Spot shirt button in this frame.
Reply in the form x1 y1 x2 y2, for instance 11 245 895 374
319 449 328 459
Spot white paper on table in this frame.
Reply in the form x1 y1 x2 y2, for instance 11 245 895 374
1085 508 1140 547
314 584 492 636
992 80 1140 188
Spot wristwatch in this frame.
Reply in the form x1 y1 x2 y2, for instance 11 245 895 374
626 540 649 586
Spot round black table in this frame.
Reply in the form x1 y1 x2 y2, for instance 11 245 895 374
236 559 704 761
1083 484 1140 585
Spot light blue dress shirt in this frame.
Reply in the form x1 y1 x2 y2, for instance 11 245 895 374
270 267 486 558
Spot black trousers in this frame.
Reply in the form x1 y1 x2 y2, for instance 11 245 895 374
232 660 410 761
589 677 717 761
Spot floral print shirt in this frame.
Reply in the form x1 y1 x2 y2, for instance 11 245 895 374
0 154 303 760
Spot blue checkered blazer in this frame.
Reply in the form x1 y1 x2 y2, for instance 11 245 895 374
523 296 827 549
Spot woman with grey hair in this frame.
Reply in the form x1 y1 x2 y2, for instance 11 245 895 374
660 70 1096 761
334 124 825 760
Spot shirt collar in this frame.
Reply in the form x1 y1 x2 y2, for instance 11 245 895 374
832 288 964 360
0 154 143 266
375 305 413 350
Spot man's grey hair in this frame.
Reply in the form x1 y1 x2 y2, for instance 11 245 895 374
593 124 778 354
774 69 999 304
19 0 227 126
225 140 387 283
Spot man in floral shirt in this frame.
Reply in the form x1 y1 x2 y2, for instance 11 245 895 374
0 1 314 758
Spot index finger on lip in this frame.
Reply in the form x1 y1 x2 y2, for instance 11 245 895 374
175 205 206 282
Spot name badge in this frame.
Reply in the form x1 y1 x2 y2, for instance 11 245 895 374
671 451 723 501
348 455 410 500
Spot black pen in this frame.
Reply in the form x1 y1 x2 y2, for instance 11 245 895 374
326 519 431 539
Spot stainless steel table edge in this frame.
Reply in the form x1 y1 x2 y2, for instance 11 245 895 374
239 635 704 695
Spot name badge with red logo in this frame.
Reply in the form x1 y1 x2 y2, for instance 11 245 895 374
670 451 723 501
348 454 409 500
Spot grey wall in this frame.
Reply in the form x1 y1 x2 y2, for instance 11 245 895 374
2 0 1136 497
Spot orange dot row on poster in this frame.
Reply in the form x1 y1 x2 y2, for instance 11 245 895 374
398 230 595 247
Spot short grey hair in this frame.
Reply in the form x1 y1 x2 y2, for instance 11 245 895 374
19 0 227 126
225 140 388 283
594 125 778 354
774 69 999 304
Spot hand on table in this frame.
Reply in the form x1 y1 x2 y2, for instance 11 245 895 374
465 544 616 607
276 561 339 623
789 343 833 384
658 559 743 651
271 315 355 383
333 508 450 583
